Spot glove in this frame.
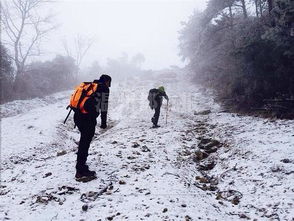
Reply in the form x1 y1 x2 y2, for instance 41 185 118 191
100 124 107 129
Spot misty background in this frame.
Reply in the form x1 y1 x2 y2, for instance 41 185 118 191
1 0 206 101
51 0 207 70
1 0 293 117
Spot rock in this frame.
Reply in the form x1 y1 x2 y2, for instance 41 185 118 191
141 145 151 152
108 185 114 190
43 172 52 178
195 176 209 183
197 137 209 143
198 138 220 149
163 208 168 213
111 141 118 144
82 204 88 211
145 213 152 217
132 142 140 148
239 214 250 219
231 196 240 205
271 165 282 172
208 185 218 191
119 180 126 185
190 144 197 149
185 215 192 221
193 151 209 162
206 139 220 148
181 150 192 156
57 186 79 195
281 159 290 163
198 161 216 171
133 151 141 155
57 150 67 156
205 147 218 154
181 204 187 207
194 110 211 115
216 190 242 205
198 138 221 154
127 156 136 160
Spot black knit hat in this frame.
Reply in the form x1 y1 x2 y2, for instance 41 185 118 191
99 74 112 86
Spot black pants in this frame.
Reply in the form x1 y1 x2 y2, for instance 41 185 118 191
74 114 97 172
152 105 161 126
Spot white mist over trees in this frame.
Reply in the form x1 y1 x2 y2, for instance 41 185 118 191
62 35 95 79
1 0 204 103
179 0 294 117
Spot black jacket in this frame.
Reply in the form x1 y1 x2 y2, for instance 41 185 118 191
75 80 109 126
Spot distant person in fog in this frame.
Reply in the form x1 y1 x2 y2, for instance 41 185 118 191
148 86 169 128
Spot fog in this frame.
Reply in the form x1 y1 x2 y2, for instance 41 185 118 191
47 0 207 70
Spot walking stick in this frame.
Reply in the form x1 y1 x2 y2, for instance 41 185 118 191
166 99 169 126
63 106 72 124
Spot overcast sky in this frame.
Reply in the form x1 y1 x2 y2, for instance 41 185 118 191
46 0 207 70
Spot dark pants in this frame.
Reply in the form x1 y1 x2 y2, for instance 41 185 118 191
74 114 97 172
152 105 161 126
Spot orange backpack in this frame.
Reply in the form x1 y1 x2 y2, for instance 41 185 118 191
64 82 98 124
69 82 98 113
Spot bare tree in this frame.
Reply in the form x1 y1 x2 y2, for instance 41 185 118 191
62 35 94 77
1 0 56 77
234 0 248 18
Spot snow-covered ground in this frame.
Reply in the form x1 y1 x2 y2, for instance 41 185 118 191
0 76 293 220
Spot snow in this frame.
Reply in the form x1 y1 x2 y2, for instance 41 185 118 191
0 76 293 220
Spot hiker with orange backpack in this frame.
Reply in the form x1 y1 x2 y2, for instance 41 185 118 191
66 74 112 182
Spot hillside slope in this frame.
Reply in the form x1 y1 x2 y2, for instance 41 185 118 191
1 77 293 220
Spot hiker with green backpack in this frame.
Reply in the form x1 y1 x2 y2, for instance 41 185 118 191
148 86 169 128
66 74 112 182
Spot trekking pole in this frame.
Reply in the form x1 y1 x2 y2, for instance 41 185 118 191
63 106 72 124
166 99 169 126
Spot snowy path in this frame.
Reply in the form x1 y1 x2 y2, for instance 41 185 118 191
1 78 293 220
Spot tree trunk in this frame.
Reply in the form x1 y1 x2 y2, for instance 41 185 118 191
259 0 263 17
254 0 259 17
229 5 233 18
267 0 275 26
229 5 234 26
268 0 273 15
240 0 248 18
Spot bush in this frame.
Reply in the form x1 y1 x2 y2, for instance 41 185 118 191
0 44 14 103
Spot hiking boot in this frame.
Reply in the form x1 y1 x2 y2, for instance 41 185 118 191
75 170 97 182
152 125 161 128
76 165 96 175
